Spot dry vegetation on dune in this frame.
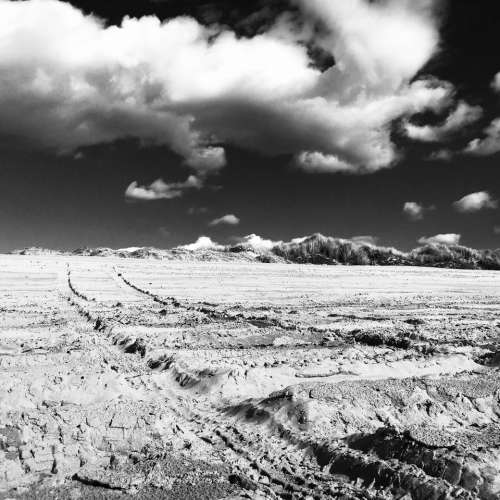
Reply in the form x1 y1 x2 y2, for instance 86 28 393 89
11 234 500 270
409 243 500 270
271 234 500 270
271 234 406 266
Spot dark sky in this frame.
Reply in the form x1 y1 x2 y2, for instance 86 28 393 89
0 0 499 252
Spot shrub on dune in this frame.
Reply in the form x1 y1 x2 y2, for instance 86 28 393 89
272 234 500 270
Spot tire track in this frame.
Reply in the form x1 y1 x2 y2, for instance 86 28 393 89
107 268 478 498
68 267 364 497
113 267 306 332
66 268 343 498
112 267 447 354
66 265 486 499
66 267 148 356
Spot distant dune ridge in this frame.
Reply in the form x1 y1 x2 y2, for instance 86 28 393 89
272 234 500 270
10 233 500 270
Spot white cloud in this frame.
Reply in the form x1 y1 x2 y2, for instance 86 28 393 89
492 73 500 93
418 233 461 246
403 201 424 220
404 101 482 142
286 77 452 174
236 234 281 251
402 201 434 221
209 214 240 226
0 0 449 174
125 180 180 201
125 175 202 201
453 191 498 213
494 226 500 235
465 118 500 156
295 152 355 173
296 0 440 90
179 236 223 251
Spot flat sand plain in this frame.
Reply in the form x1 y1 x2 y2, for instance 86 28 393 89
1 255 499 499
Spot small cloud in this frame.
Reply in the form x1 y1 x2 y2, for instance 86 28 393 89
403 202 424 221
125 180 181 201
209 214 240 226
418 233 461 246
465 118 500 156
235 234 281 251
494 226 500 235
404 101 482 142
179 236 223 251
453 191 498 213
125 175 203 202
73 151 84 160
295 152 357 174
402 201 435 221
350 235 378 246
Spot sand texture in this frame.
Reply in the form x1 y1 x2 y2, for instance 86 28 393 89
1 255 499 499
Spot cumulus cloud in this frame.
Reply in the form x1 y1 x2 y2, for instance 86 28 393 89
404 101 482 142
236 234 281 251
209 214 240 226
179 236 223 251
403 202 424 220
295 152 355 173
296 0 440 88
418 233 461 246
125 180 180 201
453 191 498 213
0 0 450 174
125 175 202 201
465 119 500 156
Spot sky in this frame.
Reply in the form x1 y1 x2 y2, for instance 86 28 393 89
0 0 499 252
